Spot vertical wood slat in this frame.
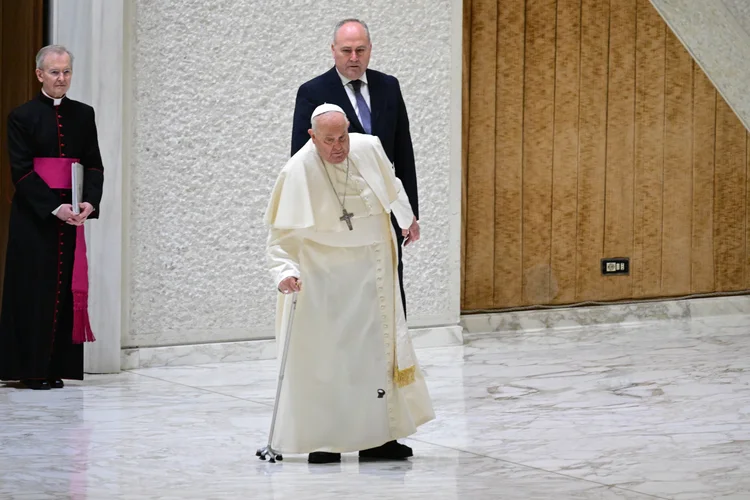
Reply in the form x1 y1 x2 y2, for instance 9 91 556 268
632 0 665 298
550 0 581 304
747 130 750 287
746 130 750 287
601 0 636 300
493 0 525 308
463 0 498 310
575 0 610 301
460 0 472 308
0 4 4 312
691 65 716 293
661 29 693 295
714 95 746 291
0 4 4 221
521 0 556 305
0 1 45 310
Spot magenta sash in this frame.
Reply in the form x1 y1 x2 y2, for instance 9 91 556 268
33 157 95 344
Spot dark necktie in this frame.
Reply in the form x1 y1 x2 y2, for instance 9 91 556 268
350 80 372 134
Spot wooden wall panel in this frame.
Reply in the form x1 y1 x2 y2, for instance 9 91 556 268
632 0 665 298
714 96 746 291
691 66 716 293
602 0 636 300
461 0 472 307
661 30 694 295
462 0 750 311
0 1 45 308
550 0 581 304
493 0 526 308
575 0 609 301
521 0 556 304
463 0 498 309
747 131 750 285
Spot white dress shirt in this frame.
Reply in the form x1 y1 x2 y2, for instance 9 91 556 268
335 69 371 125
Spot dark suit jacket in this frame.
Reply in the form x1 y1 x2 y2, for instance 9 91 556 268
291 67 419 219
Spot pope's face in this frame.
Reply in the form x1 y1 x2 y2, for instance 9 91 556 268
309 112 350 164
36 52 72 98
331 22 371 81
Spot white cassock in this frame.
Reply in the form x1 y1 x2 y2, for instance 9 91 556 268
264 133 435 454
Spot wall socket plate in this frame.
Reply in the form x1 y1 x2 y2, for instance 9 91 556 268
601 257 630 276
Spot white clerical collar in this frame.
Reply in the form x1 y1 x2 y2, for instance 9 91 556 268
336 68 368 88
41 89 64 106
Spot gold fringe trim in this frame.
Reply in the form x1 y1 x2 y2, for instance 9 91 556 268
394 365 416 388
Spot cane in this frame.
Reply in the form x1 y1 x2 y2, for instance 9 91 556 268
256 291 298 463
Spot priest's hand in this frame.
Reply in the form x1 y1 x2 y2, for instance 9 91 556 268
402 217 420 246
278 276 302 294
78 202 95 220
55 204 77 223
68 202 94 226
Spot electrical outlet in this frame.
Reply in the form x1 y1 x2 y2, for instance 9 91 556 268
601 257 629 276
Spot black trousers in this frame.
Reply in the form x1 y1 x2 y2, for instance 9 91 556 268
392 214 407 318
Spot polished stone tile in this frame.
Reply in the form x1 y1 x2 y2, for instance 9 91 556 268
121 326 463 369
410 325 464 348
461 299 691 334
3 314 750 498
131 359 280 405
122 338 277 369
420 320 750 499
462 295 750 337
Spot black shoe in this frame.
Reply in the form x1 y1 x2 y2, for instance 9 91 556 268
21 379 51 390
359 440 413 460
308 451 341 464
49 379 64 389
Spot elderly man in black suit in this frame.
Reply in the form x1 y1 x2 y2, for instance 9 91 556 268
291 18 419 316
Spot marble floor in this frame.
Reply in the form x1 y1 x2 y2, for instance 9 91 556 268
2 314 750 499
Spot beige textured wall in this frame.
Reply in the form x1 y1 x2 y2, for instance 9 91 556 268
126 1 460 348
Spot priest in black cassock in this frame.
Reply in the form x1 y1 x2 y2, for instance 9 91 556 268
0 45 104 390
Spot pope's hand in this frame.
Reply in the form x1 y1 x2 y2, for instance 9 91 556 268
278 276 302 294
402 217 420 246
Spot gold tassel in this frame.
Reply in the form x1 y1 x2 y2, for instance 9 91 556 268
394 365 416 387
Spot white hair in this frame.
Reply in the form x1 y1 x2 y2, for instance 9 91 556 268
36 45 74 70
311 111 348 133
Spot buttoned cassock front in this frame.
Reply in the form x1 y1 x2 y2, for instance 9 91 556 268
0 92 103 381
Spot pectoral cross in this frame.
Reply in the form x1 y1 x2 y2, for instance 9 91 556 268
340 208 354 231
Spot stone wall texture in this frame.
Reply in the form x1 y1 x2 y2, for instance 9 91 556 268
128 0 456 347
